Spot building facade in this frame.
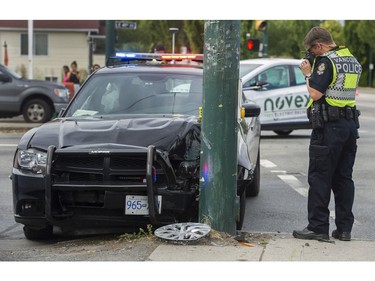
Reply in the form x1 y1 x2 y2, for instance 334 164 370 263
0 20 106 83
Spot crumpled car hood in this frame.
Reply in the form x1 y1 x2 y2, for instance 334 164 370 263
20 115 251 170
24 116 201 155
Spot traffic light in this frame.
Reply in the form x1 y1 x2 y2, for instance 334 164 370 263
247 38 260 51
255 20 267 31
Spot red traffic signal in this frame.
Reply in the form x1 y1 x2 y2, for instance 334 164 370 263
255 20 267 31
247 38 260 51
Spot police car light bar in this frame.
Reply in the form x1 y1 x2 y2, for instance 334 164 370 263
161 54 204 62
107 52 204 66
115 52 161 60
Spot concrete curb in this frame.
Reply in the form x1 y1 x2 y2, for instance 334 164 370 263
147 233 375 261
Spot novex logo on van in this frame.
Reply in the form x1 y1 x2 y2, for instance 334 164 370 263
264 94 309 111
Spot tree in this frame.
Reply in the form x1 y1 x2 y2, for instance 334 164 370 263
321 20 344 46
183 20 204 53
116 20 203 54
344 20 374 87
112 20 373 87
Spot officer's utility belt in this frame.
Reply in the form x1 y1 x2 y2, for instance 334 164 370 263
307 103 360 129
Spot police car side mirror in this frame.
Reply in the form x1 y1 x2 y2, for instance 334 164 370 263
243 103 261 117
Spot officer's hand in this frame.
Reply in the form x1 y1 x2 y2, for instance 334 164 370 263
299 59 312 76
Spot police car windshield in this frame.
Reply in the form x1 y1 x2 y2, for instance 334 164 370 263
64 73 203 117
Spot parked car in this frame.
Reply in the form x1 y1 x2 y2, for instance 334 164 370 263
0 64 70 123
11 53 261 240
240 58 311 136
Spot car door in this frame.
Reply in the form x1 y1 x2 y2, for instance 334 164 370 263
0 69 19 112
242 64 309 126
289 64 310 123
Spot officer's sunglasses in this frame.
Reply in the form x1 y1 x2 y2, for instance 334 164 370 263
307 44 317 53
308 43 323 53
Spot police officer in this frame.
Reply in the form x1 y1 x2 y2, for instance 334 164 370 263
293 27 362 241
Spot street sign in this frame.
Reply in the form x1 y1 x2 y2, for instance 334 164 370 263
115 21 137 30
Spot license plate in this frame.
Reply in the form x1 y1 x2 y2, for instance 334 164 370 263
125 195 162 215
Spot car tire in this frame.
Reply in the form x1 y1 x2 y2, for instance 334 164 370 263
23 225 53 240
246 149 260 197
23 98 52 123
236 188 246 230
273 130 293 136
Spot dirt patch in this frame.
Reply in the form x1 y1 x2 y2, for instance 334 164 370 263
1 230 275 261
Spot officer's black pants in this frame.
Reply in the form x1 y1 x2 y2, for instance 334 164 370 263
307 118 358 235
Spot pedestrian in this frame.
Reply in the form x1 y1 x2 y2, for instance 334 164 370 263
69 60 81 94
62 65 70 82
153 44 165 53
91 63 100 73
293 27 362 242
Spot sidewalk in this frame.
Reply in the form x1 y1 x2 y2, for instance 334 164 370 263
148 232 375 261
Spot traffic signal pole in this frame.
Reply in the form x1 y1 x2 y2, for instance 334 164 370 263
262 26 269 58
199 20 240 235
255 20 268 57
105 20 115 63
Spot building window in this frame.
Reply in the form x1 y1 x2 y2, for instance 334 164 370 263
93 37 105 54
21 33 48 56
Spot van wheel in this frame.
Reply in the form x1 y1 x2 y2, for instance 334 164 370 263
23 98 52 123
23 225 53 240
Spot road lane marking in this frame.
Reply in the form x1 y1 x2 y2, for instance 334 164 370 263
329 210 360 226
262 159 360 225
260 159 277 168
0 144 17 147
278 174 308 197
270 170 286 174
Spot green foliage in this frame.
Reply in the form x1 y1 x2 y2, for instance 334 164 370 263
357 20 375 47
116 20 203 53
117 224 154 241
184 20 204 53
344 21 373 87
114 20 373 87
321 20 344 45
268 20 321 59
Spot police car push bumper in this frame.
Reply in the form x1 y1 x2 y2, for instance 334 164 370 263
44 144 191 227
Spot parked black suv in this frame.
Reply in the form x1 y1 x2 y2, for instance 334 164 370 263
0 64 70 123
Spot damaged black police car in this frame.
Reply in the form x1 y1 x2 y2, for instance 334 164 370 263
11 53 261 240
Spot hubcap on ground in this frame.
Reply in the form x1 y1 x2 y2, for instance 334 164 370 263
154 222 211 242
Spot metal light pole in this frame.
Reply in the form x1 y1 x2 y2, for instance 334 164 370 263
169 27 179 54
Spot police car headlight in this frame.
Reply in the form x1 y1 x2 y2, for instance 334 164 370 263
16 149 47 174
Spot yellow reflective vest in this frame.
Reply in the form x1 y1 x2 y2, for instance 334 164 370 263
307 47 362 108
